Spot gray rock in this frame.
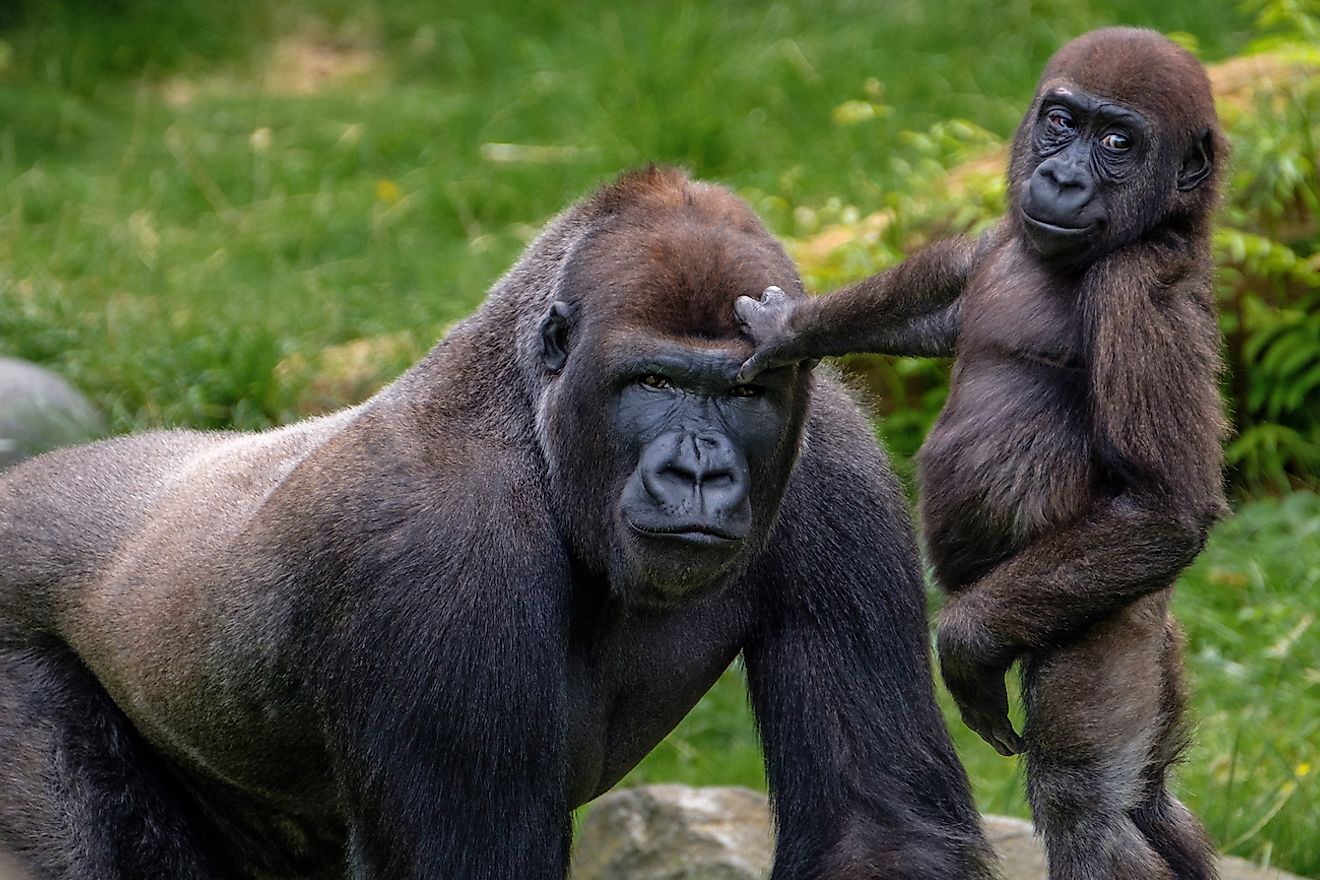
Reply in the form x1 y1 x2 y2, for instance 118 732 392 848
572 785 1312 880
0 356 102 470
573 785 773 880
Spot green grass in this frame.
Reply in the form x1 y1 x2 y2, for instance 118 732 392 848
3 0 1317 875
0 0 1257 430
623 495 1320 874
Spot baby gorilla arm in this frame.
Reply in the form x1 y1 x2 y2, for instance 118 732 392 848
936 494 1208 755
734 232 997 381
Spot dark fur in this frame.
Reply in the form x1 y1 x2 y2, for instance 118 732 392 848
0 167 992 879
737 29 1227 880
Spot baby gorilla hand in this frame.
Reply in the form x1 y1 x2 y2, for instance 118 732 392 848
734 286 816 383
936 598 1024 757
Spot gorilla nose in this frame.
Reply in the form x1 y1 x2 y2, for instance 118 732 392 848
640 432 750 519
1029 159 1095 224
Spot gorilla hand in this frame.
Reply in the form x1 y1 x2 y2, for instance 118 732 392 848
936 596 1024 757
734 286 818 383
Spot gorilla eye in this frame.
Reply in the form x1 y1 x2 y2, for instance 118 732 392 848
1101 131 1131 151
1046 108 1075 132
639 374 673 390
730 384 762 398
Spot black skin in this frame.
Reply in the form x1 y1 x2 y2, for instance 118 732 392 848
737 28 1227 880
0 167 992 879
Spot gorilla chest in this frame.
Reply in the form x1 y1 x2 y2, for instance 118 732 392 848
918 274 1097 582
962 252 1083 367
564 595 746 807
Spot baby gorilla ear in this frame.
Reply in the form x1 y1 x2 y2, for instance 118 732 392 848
540 301 574 372
1177 128 1215 192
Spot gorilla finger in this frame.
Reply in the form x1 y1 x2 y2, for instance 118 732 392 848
736 356 768 385
964 711 1017 756
987 718 1023 757
733 295 763 327
761 285 786 302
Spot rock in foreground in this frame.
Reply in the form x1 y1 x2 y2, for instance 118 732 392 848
573 785 773 880
573 785 1309 880
0 357 102 471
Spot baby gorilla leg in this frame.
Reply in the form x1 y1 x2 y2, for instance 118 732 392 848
0 645 219 880
1130 618 1218 880
1022 588 1184 880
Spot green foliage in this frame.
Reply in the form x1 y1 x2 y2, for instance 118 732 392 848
1212 0 1320 491
0 0 271 89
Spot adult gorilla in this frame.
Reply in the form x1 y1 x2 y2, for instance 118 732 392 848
0 167 991 880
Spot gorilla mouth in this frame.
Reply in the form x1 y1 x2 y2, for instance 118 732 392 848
1021 212 1097 237
626 520 744 546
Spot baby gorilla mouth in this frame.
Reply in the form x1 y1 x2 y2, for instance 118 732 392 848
1021 212 1096 235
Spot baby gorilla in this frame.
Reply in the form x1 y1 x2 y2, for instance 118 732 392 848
737 28 1227 880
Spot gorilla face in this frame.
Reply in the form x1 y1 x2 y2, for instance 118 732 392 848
535 217 809 609
540 310 805 609
608 341 798 601
1009 26 1224 272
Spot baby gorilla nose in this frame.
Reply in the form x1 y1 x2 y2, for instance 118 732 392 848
1027 157 1096 227
634 431 750 541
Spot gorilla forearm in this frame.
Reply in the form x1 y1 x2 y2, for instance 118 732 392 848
937 495 1207 664
735 235 986 377
325 565 572 879
792 235 983 358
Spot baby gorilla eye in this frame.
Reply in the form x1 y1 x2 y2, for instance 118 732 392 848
1101 131 1131 151
729 384 762 398
1046 108 1075 131
639 374 673 390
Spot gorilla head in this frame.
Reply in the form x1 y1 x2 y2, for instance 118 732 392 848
532 168 810 606
1008 27 1226 266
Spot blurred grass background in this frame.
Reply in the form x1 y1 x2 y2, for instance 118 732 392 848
0 0 1316 874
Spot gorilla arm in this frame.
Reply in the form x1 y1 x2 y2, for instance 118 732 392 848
743 390 994 880
734 231 1000 381
935 241 1227 755
313 458 573 879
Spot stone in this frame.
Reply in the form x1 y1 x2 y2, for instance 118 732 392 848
572 785 773 880
571 785 1312 880
0 356 102 471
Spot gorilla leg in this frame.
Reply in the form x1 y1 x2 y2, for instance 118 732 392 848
0 644 219 880
1130 619 1218 880
1023 588 1209 880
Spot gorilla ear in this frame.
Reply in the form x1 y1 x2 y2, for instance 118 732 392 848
540 301 574 372
1177 128 1214 192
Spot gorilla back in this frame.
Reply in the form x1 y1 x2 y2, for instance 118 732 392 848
0 167 991 880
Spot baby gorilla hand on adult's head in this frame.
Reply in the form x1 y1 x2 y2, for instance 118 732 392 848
733 286 819 384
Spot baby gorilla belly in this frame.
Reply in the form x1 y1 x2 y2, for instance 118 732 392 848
917 364 1095 588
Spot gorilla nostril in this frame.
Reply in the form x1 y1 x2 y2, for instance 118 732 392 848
663 462 697 481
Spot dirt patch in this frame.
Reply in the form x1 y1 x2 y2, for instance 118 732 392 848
263 33 378 95
160 28 380 105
